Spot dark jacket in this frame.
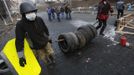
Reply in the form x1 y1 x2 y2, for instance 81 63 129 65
97 1 113 21
60 7 64 12
116 0 125 10
51 8 55 13
65 6 71 14
15 16 49 51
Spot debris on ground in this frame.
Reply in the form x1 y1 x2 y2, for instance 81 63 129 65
85 58 91 63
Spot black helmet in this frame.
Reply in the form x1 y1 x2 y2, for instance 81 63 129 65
20 2 37 14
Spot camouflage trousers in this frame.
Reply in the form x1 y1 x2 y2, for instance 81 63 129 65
33 42 54 64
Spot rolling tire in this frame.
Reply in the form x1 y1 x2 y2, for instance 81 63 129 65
74 31 86 49
68 32 79 51
77 25 94 43
88 25 97 38
58 32 79 53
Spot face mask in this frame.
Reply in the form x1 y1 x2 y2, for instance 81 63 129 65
103 1 107 4
26 12 36 21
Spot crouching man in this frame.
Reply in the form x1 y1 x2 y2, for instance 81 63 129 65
15 2 55 67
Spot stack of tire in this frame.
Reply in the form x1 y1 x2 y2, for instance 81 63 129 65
58 25 97 53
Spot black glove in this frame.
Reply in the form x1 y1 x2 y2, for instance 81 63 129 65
19 57 26 67
18 50 26 67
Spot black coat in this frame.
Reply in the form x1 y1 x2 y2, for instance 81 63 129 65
15 16 49 51
65 6 71 14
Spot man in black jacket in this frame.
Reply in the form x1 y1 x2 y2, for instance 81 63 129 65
16 2 55 67
116 0 125 19
65 5 72 20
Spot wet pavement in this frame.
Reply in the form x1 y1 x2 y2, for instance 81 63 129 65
0 12 134 75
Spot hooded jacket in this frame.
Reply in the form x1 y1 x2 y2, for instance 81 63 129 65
97 0 113 21
15 15 49 51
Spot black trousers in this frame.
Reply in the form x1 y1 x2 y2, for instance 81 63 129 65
48 13 52 21
117 9 124 19
56 13 61 22
66 12 72 20
96 20 107 34
52 12 55 19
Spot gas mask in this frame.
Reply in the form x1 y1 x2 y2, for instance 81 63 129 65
103 1 107 5
26 12 36 21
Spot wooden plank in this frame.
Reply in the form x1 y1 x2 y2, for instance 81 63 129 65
119 26 125 31
123 14 133 18
127 23 134 27
116 14 134 34
117 24 122 31
116 31 134 35
119 19 134 31
125 26 134 29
